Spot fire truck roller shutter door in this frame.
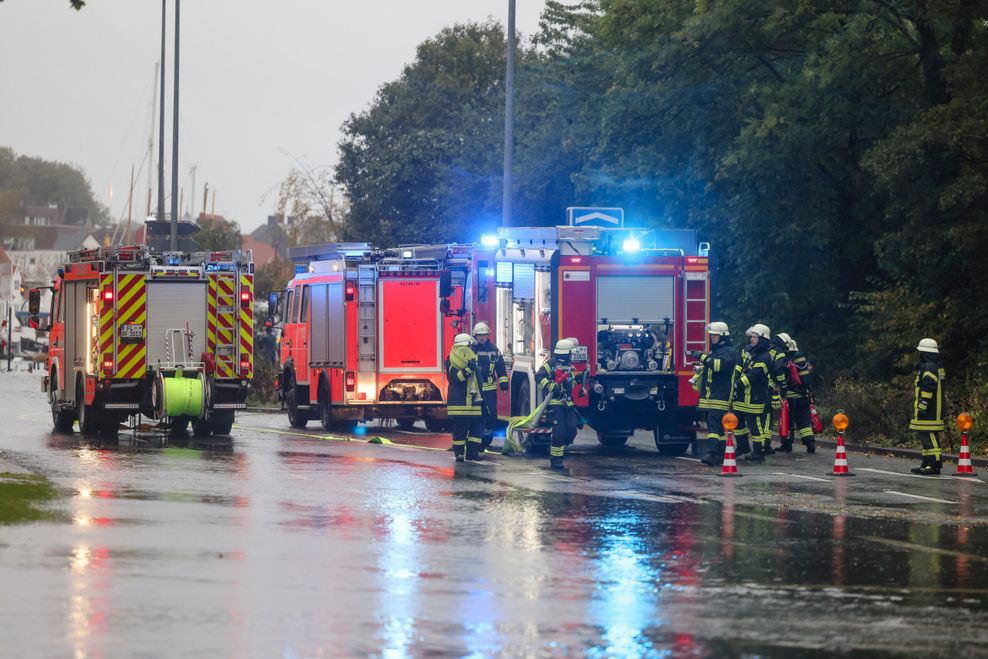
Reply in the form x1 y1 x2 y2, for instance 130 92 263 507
309 282 345 366
596 276 675 324
145 282 208 366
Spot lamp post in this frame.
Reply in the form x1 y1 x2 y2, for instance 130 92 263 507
502 0 515 229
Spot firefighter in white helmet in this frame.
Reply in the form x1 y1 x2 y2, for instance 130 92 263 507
445 333 484 462
735 323 772 462
688 322 739 466
536 338 584 469
777 333 818 454
472 321 508 452
910 338 946 475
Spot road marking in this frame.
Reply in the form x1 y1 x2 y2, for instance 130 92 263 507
857 467 985 484
772 472 831 483
862 536 988 562
675 457 702 462
884 490 958 504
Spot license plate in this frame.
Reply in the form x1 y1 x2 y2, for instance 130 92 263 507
571 345 588 362
120 324 143 339
217 346 234 358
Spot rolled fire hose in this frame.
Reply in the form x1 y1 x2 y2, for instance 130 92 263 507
161 370 205 418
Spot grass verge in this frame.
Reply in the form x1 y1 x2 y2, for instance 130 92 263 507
0 472 59 524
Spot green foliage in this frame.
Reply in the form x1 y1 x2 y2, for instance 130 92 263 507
0 473 58 524
0 146 109 225
253 259 294 299
195 215 242 251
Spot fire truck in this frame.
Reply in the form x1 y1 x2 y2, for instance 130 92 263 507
273 243 468 431
468 219 712 454
30 245 255 439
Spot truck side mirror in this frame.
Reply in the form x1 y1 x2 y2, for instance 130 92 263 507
267 291 282 322
28 288 41 316
439 271 452 299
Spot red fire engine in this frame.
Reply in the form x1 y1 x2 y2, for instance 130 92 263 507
30 245 255 439
468 219 712 454
274 243 468 431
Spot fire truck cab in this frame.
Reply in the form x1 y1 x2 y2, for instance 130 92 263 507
32 245 255 439
470 222 711 454
274 243 465 431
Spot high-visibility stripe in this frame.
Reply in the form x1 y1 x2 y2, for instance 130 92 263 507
113 273 146 379
239 273 253 379
99 274 114 356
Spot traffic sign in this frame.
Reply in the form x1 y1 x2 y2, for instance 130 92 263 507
566 207 624 228
144 219 201 237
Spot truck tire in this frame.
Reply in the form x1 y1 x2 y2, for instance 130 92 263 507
596 432 630 447
396 418 417 431
287 375 308 429
76 379 100 436
656 442 690 456
50 369 75 433
192 418 213 438
169 416 190 438
318 380 357 432
210 410 235 436
424 418 448 433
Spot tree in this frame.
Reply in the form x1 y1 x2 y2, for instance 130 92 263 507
195 215 241 251
254 259 295 298
274 154 345 247
0 146 110 227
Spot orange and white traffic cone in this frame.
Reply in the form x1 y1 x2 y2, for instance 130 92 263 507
955 430 977 476
720 412 742 477
831 412 854 477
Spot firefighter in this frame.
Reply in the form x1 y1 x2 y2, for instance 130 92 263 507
258 324 278 367
446 333 485 462
766 333 790 455
780 333 817 453
536 339 582 469
735 323 772 462
689 321 739 466
472 321 508 452
910 338 946 475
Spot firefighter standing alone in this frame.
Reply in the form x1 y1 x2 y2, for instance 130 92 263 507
446 333 485 462
910 338 947 475
690 322 739 466
537 339 583 469
472 322 508 452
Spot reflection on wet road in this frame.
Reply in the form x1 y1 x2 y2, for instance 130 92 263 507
2 371 988 656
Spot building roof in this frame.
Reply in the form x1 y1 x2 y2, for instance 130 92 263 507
0 245 9 265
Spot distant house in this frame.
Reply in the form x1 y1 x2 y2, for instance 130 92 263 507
241 234 278 267
249 215 289 261
19 202 90 228
0 245 24 320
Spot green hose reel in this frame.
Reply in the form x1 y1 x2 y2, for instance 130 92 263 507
157 369 205 418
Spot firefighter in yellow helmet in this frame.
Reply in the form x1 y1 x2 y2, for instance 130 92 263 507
536 339 583 469
446 333 485 462
472 321 508 452
910 338 946 475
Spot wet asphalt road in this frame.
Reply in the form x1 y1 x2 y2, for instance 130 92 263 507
3 371 988 657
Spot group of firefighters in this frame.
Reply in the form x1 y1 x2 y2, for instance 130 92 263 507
443 319 948 475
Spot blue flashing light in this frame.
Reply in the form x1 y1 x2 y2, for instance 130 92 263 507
166 256 181 266
480 234 499 248
294 264 307 274
622 237 641 253
353 425 367 437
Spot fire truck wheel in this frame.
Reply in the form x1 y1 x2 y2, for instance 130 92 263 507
396 418 417 431
596 432 630 448
318 380 356 432
169 417 190 438
99 420 120 442
656 442 690 456
76 379 100 436
211 410 234 436
192 418 213 438
50 369 75 434
287 376 309 429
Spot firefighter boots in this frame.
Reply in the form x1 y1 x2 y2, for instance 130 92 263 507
804 438 816 454
778 440 793 453
549 456 565 470
744 443 766 462
911 457 941 476
701 449 723 466
763 442 776 455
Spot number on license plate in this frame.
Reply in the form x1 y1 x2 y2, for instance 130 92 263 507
571 345 588 362
120 324 143 339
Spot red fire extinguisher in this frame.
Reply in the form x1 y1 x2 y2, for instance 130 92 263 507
779 399 790 439
809 401 823 434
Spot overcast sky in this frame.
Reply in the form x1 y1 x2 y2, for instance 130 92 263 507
0 0 546 233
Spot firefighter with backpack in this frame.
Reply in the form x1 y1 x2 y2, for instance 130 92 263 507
735 324 773 462
536 339 584 469
776 333 818 453
446 333 486 462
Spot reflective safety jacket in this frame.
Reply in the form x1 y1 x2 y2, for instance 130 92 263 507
537 358 581 407
769 346 788 408
696 340 737 411
446 355 482 417
474 341 508 392
734 341 771 415
784 350 815 400
909 358 946 432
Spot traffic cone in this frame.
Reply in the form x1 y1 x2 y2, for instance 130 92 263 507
720 430 741 477
832 431 854 477
954 431 977 476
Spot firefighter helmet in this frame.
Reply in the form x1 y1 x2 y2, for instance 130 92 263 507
554 339 574 355
746 323 771 340
706 321 730 336
777 332 792 346
454 333 475 347
472 321 491 337
917 338 939 354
